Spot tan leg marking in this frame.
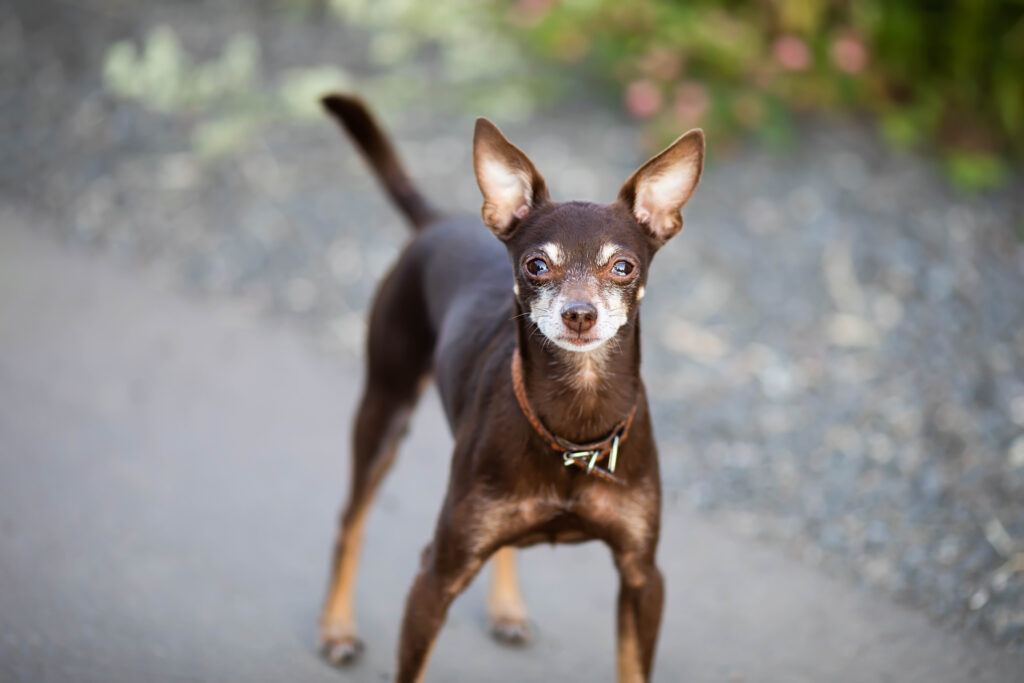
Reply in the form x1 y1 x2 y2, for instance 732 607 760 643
617 606 643 683
321 405 412 652
487 546 531 643
320 504 369 641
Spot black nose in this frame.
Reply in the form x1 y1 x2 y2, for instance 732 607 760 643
561 301 597 333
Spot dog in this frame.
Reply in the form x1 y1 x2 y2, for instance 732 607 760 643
317 94 704 682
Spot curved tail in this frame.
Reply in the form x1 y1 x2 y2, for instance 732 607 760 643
321 94 439 230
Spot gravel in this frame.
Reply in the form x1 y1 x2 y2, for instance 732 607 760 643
3 0 1023 650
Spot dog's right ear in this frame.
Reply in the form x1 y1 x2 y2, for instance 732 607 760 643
473 118 550 240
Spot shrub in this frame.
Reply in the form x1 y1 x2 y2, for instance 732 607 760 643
503 0 1024 190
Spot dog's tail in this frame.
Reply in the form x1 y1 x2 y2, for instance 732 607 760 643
321 94 439 231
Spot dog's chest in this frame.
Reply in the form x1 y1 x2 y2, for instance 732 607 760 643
478 487 652 549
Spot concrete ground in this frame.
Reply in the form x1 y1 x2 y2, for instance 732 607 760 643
1 222 1022 682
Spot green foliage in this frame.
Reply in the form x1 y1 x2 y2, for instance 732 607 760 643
945 151 1009 194
103 25 352 159
316 0 556 119
103 28 262 115
101 4 554 160
101 2 1023 189
501 0 1024 190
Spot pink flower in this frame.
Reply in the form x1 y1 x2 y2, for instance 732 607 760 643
773 36 811 71
673 82 710 126
831 35 868 74
625 80 664 119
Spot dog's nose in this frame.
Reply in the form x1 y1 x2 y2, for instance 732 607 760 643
561 301 597 333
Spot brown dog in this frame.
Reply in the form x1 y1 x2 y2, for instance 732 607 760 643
317 94 704 682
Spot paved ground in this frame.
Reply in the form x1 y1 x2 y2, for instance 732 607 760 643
3 220 1023 681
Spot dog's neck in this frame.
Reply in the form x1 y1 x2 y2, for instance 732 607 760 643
515 306 641 445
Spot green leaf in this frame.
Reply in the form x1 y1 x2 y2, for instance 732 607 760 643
944 151 1008 193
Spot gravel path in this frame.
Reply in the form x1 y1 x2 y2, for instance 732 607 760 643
2 0 1023 651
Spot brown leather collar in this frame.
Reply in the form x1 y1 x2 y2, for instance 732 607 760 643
510 349 637 485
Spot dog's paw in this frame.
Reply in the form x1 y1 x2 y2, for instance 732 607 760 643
320 634 365 667
489 615 532 646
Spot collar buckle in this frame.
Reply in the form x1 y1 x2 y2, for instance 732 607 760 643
563 449 599 467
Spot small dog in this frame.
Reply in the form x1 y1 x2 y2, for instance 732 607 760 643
317 94 703 682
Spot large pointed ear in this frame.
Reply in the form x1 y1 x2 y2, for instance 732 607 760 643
473 118 550 240
618 129 704 246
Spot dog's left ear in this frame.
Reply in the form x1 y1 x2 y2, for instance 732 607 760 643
618 129 705 246
473 118 550 240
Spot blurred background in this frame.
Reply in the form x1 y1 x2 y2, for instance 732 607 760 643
1 0 1023 680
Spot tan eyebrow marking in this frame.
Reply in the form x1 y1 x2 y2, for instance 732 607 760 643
597 243 618 266
540 242 564 266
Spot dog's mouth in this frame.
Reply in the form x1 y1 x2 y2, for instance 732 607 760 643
556 334 605 350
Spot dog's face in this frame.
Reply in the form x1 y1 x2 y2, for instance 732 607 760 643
505 203 649 352
473 120 704 353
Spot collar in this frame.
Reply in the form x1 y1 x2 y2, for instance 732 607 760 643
510 348 638 485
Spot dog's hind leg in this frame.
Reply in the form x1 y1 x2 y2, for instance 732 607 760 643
487 546 531 644
319 382 417 664
320 264 434 666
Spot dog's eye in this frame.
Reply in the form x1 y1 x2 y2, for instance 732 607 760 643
611 260 635 277
525 258 550 276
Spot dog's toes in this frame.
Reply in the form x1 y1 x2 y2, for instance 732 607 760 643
320 635 364 667
490 616 532 646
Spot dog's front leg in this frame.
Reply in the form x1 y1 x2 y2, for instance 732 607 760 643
394 515 491 682
613 549 665 683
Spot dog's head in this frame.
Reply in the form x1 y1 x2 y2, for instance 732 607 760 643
473 119 704 353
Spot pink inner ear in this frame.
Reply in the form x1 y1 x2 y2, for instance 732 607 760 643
513 204 530 219
635 208 651 225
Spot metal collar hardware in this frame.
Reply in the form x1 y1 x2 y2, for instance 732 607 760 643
511 350 636 485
